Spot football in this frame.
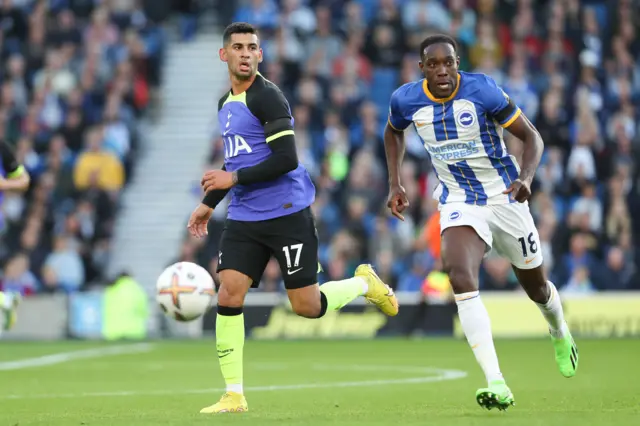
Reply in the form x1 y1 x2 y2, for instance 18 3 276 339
156 261 216 322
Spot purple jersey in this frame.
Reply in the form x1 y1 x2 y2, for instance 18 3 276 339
218 74 315 221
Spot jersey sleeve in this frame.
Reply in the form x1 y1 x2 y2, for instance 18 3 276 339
249 86 294 143
481 75 522 128
217 93 229 111
202 165 229 208
0 141 24 177
388 88 412 131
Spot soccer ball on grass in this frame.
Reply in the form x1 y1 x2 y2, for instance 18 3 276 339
156 261 216 322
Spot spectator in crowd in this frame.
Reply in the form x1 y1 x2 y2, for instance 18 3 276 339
0 0 170 295
73 125 125 192
42 235 85 293
0 252 38 295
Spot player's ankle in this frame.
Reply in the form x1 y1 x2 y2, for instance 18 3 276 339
356 277 370 295
226 384 243 395
488 375 505 385
550 321 569 339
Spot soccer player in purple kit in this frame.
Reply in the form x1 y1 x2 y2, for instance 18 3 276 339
187 23 398 414
0 139 30 332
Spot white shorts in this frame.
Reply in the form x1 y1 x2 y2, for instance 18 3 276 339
439 202 543 270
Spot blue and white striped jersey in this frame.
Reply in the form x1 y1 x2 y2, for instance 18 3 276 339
388 71 522 206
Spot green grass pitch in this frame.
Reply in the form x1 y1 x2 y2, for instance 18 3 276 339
0 339 638 425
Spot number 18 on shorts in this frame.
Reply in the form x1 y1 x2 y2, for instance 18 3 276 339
440 202 544 270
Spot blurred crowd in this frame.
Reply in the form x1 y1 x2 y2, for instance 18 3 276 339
0 0 175 295
183 0 640 294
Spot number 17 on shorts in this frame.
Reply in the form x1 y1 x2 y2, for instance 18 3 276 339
282 244 304 275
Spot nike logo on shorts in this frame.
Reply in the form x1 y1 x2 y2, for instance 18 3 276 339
287 268 303 275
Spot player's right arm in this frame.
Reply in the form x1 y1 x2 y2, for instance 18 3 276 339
201 164 230 209
188 165 229 239
189 95 234 239
0 140 30 192
384 88 411 221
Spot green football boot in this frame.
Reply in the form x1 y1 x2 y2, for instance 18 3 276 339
476 379 515 411
551 324 579 378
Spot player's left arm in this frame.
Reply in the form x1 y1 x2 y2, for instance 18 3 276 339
235 86 298 185
0 140 30 192
503 113 543 192
484 76 543 202
201 87 298 192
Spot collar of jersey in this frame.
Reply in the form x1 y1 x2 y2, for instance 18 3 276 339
422 73 461 103
225 71 264 102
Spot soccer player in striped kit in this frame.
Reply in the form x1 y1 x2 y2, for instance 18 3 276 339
384 35 578 410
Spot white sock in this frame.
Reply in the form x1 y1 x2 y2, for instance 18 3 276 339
356 277 369 295
227 384 243 394
535 281 568 338
341 276 369 296
455 291 504 384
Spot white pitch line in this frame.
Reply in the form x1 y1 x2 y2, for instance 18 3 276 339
0 343 154 371
1 366 467 400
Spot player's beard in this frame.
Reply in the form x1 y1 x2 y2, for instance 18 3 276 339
234 72 253 81
232 63 255 81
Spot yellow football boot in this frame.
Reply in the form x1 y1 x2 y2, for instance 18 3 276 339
356 264 399 316
199 392 248 414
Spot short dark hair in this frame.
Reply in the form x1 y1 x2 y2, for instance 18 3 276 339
223 22 258 45
419 34 457 60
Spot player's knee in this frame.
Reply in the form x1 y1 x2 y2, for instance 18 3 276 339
217 270 252 306
445 266 478 294
290 299 322 319
287 284 324 318
217 283 247 307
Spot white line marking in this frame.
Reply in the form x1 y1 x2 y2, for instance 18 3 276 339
251 362 290 371
0 343 154 371
311 364 453 374
1 365 467 400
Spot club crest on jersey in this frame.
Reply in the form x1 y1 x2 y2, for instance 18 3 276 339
455 110 476 129
449 211 461 221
